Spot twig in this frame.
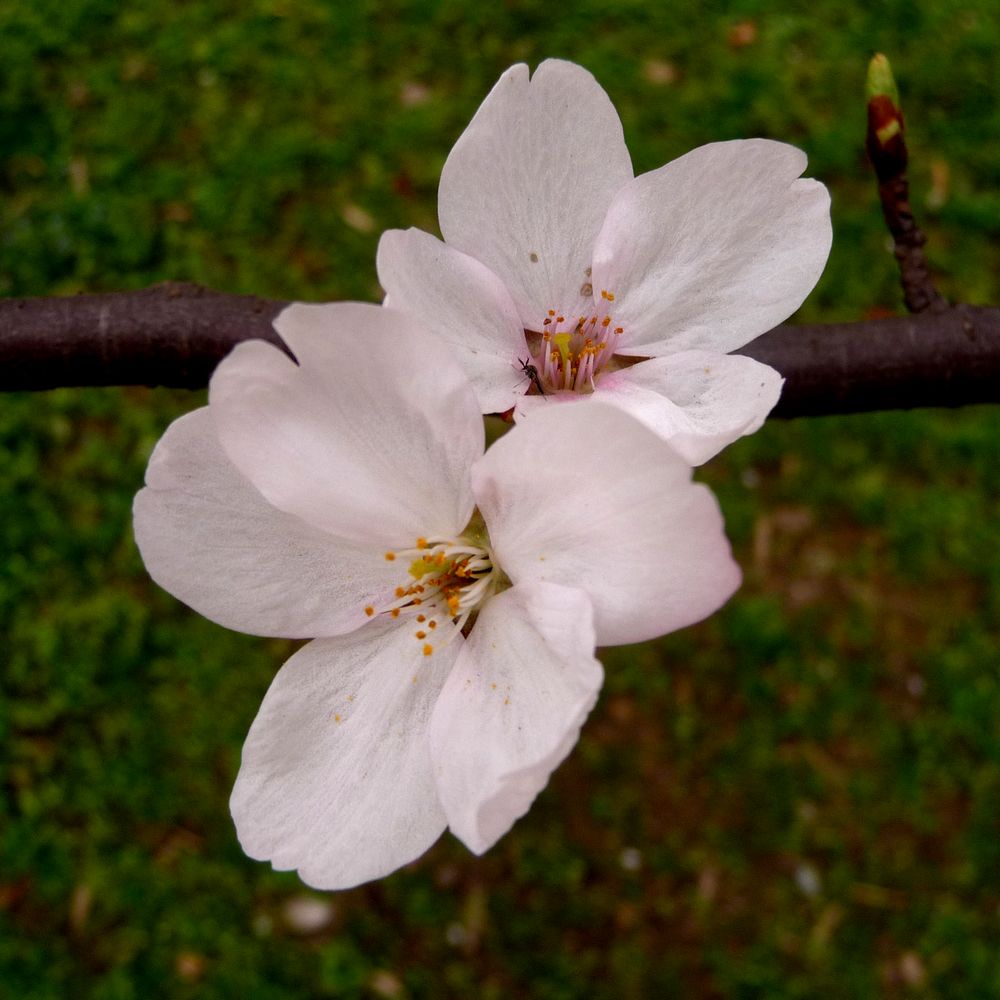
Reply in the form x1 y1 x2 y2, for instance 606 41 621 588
866 53 947 314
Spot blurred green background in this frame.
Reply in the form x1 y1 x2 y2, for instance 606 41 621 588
2 2 999 997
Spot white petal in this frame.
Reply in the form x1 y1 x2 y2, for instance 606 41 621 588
230 621 460 890
134 408 402 638
592 139 832 355
592 352 783 464
438 60 633 330
376 228 529 413
429 582 602 854
473 402 741 645
209 302 483 548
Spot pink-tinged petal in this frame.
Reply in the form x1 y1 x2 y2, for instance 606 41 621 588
594 352 784 465
429 582 602 854
377 228 529 413
592 139 832 355
439 60 633 330
231 620 460 890
134 408 401 638
473 402 741 645
209 302 483 549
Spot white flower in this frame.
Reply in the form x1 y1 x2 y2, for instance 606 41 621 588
377 59 832 464
133 302 740 890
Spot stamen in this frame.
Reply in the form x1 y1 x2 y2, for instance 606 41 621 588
527 290 624 394
367 534 499 657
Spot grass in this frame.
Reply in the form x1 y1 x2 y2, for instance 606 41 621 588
2 1 999 996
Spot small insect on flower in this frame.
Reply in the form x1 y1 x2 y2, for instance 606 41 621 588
516 357 546 397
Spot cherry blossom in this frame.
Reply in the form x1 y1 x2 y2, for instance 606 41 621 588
377 59 832 464
133 302 741 889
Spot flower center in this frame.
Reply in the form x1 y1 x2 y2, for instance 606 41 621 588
528 290 624 394
364 534 498 657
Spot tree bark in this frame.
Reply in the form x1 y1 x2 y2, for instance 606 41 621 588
1 283 999 418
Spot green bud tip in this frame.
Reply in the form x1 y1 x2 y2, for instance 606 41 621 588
866 53 900 107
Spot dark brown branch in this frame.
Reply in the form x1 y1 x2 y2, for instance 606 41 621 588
0 283 289 392
738 305 1000 417
1 283 999 417
866 54 947 314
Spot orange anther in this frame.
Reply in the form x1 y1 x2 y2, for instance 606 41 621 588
423 644 434 657
364 606 375 617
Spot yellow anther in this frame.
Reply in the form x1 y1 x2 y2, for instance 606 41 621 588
416 537 428 549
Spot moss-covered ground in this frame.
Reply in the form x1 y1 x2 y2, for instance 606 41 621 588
2 2 999 996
